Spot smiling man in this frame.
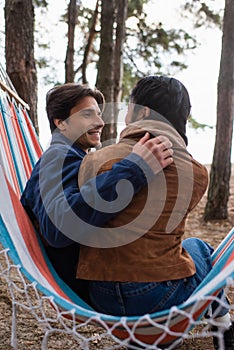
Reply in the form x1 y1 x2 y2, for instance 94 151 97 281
21 83 173 303
54 95 104 150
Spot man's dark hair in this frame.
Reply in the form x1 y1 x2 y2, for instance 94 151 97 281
46 83 105 132
130 76 191 145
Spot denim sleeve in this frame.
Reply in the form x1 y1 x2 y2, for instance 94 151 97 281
32 149 155 247
79 152 154 208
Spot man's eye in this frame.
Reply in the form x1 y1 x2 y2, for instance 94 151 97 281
82 112 91 117
79 110 102 118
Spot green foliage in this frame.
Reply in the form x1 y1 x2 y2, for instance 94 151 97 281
114 0 198 99
33 0 48 8
119 0 223 100
122 64 143 102
36 57 48 69
183 0 223 29
188 115 213 130
127 0 149 17
43 0 199 89
34 0 223 102
121 18 197 99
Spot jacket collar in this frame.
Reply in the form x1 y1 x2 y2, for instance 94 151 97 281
120 119 186 149
50 131 87 156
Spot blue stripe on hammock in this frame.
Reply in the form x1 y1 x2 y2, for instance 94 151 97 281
212 227 234 264
13 101 38 167
0 97 25 192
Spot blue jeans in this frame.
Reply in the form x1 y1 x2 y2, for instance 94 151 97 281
89 238 229 317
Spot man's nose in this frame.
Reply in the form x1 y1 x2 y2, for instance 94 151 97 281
94 114 105 127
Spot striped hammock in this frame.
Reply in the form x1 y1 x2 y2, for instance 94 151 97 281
0 65 234 350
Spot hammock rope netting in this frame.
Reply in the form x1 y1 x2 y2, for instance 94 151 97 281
0 64 234 350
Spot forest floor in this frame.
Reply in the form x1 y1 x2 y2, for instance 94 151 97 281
0 164 233 350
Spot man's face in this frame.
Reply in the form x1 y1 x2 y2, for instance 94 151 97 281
61 96 104 151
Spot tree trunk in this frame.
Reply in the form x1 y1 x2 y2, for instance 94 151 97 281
65 0 78 83
114 0 128 103
113 0 128 140
96 0 115 144
5 0 38 133
204 0 234 221
81 0 99 84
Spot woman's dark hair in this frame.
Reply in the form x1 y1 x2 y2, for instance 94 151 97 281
130 76 191 145
46 83 105 132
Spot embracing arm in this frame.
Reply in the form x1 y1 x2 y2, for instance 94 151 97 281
26 133 173 247
75 132 173 227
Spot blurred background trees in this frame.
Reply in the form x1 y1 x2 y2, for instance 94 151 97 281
2 0 233 221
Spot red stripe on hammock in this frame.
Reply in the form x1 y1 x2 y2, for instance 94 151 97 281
0 110 21 197
22 109 43 159
10 102 32 179
6 176 73 302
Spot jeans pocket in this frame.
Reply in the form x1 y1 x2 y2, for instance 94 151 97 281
149 278 190 314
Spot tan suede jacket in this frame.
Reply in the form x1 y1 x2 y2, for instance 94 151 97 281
77 120 208 282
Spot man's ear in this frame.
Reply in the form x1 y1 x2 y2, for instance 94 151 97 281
53 118 67 131
137 106 150 120
143 106 150 118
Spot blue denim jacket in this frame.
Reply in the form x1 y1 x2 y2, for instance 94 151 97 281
21 132 153 248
